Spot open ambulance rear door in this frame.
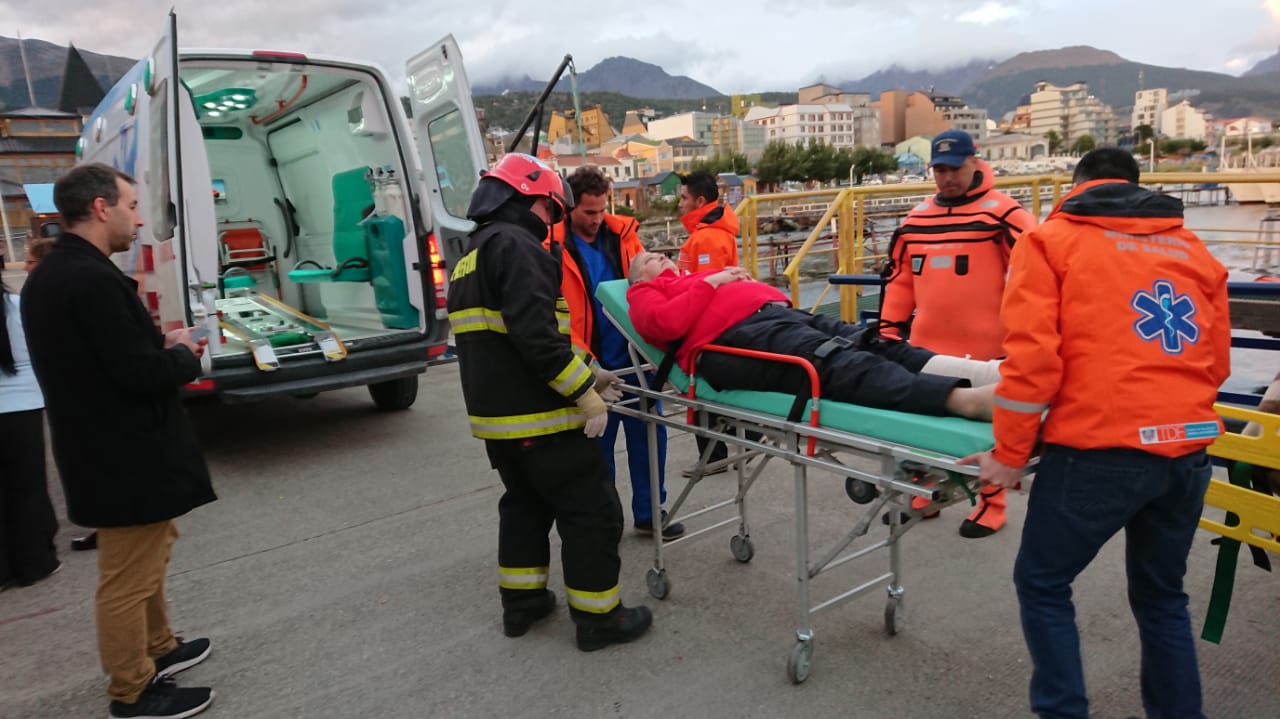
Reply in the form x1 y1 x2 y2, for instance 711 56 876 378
405 35 487 274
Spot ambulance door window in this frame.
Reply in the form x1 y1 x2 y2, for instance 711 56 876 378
426 108 478 220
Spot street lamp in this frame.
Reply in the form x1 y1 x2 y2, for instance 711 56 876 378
1148 138 1157 174
848 162 856 187
1247 126 1256 168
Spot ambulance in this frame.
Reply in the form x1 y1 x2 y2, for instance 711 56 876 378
77 12 486 410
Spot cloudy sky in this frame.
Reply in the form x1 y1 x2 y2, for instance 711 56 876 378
9 0 1280 93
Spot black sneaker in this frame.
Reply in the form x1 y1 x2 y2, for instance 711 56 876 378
108 677 214 718
680 463 728 479
71 531 98 551
154 637 211 679
634 511 686 540
502 590 557 638
575 604 653 652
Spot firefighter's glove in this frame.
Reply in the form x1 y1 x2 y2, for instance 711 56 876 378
593 366 623 391
592 366 624 403
577 389 609 438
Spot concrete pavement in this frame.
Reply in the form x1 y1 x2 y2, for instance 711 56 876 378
1 364 1276 718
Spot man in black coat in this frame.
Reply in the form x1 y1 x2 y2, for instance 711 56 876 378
22 163 217 719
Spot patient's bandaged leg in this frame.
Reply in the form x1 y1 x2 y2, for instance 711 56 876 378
922 355 1002 387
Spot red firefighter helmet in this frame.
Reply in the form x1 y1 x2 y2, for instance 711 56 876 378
481 153 573 222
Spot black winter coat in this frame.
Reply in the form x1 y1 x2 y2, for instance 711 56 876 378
21 233 215 527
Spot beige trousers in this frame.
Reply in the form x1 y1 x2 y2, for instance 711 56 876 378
96 520 180 703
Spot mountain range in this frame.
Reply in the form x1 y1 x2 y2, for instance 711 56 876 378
471 56 721 100
4 35 1279 122
0 35 133 110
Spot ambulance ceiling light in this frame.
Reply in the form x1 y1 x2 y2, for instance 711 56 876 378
194 88 258 116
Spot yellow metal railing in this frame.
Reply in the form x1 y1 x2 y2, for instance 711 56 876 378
734 171 1280 322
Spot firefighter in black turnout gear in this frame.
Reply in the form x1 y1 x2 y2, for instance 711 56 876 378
446 153 653 651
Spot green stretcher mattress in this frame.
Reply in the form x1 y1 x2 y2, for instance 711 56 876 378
596 279 995 458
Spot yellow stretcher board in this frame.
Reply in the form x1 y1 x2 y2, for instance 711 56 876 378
1201 403 1280 553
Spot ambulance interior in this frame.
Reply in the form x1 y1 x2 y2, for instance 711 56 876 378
180 60 424 358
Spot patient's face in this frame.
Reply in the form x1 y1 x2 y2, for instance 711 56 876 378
634 252 677 282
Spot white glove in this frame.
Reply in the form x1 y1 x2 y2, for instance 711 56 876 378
583 412 609 438
598 384 624 403
576 389 609 438
593 366 622 392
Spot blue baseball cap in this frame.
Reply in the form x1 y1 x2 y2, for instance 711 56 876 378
930 130 976 168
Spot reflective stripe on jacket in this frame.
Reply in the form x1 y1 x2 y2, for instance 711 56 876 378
881 159 1035 359
446 219 595 440
546 213 642 363
993 179 1231 466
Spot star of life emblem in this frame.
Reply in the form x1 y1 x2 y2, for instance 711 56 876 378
1131 279 1199 355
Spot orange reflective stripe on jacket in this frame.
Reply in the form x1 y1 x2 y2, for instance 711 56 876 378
881 160 1034 360
546 213 643 360
992 179 1231 467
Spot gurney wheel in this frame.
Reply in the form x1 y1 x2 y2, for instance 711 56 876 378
845 478 879 504
730 535 755 563
646 568 670 600
884 596 905 636
786 641 814 684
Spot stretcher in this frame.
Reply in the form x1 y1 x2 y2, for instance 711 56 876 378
595 279 1022 683
1199 403 1280 642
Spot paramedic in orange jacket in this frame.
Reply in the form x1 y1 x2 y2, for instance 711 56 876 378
677 170 739 273
547 167 683 539
960 149 1230 719
676 169 742 472
880 129 1035 538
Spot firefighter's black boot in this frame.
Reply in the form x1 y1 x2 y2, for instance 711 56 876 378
573 604 653 652
502 589 557 638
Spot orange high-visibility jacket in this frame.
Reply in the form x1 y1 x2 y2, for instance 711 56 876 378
992 179 1232 467
546 213 643 362
678 201 740 274
881 159 1035 359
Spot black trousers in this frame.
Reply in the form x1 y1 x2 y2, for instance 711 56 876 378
486 431 623 610
699 305 963 416
0 409 59 585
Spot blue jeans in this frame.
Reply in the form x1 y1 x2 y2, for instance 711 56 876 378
1014 445 1211 719
597 389 667 524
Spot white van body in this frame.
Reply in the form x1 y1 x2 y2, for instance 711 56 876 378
77 12 486 410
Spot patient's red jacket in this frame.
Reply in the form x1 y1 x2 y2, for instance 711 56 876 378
627 269 790 372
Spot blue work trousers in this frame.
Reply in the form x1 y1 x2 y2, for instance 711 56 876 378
597 389 667 524
1013 444 1211 719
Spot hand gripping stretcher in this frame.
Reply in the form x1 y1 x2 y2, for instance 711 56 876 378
594 279 1028 683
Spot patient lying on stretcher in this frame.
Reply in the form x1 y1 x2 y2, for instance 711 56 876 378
626 252 999 421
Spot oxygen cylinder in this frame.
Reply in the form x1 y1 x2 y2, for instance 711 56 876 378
383 169 407 222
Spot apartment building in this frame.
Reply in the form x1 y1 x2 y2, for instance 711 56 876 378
872 90 988 145
547 105 617 149
1132 89 1168 134
1161 100 1210 141
981 133 1050 161
1028 81 1117 146
645 111 766 162
743 102 880 149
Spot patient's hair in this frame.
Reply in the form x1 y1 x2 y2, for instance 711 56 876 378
1073 148 1140 185
627 252 656 284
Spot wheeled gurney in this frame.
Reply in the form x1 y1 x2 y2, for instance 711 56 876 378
595 279 1019 683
